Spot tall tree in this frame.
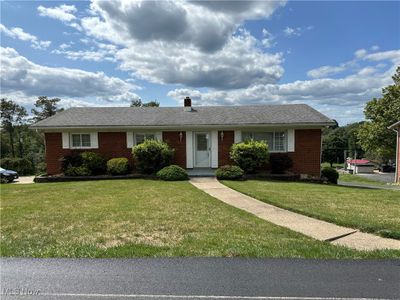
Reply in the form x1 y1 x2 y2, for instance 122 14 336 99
31 96 63 122
0 98 28 157
357 67 400 161
130 99 160 107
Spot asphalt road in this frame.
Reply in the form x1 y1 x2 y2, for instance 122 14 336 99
1 258 399 300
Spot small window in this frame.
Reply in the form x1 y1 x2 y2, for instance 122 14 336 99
274 132 286 151
135 133 155 145
71 133 91 148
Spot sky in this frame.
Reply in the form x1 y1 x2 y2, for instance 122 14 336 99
1 0 399 125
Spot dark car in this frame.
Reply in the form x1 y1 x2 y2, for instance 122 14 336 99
0 167 19 183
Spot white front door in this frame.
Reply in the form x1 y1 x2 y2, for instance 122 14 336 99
194 132 210 167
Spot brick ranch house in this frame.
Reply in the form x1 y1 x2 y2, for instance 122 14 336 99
31 97 334 177
388 120 400 183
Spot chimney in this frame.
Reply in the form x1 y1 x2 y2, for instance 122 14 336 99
184 96 192 111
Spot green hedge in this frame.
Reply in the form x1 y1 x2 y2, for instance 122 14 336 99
215 165 244 180
132 140 174 174
0 157 35 175
156 165 188 181
321 167 339 184
270 155 293 174
81 152 106 175
230 140 269 173
107 158 130 175
64 166 91 176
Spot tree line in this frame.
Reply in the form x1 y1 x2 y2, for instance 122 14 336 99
322 67 400 166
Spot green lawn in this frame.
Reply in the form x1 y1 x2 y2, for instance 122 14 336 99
339 173 386 186
321 162 344 169
1 179 398 259
222 180 400 240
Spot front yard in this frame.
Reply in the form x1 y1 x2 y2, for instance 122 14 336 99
1 179 398 258
222 180 400 239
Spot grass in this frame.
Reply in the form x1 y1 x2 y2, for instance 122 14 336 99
222 180 400 240
339 173 386 186
1 179 399 258
321 162 344 169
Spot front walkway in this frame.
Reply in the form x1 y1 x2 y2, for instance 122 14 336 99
190 177 400 251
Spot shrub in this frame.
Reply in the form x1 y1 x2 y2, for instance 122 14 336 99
132 140 174 174
321 167 339 184
81 152 106 175
270 155 293 174
61 153 83 171
215 165 244 180
157 165 188 181
64 166 91 176
107 158 129 175
230 140 269 173
0 157 35 175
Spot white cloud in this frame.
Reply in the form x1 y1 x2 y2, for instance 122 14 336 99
76 1 286 89
38 4 77 22
0 47 139 103
370 45 380 51
261 28 275 48
354 48 367 58
0 24 51 50
168 49 398 124
307 65 347 79
37 4 81 30
283 26 313 37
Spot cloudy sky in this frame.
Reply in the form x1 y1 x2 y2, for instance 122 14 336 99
1 1 399 125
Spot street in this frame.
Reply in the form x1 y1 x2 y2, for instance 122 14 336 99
1 258 399 299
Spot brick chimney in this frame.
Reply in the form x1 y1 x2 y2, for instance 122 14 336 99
184 96 192 111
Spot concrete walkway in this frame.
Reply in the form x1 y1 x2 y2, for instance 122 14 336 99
190 177 400 251
12 176 35 184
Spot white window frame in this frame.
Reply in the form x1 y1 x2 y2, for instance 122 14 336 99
70 133 92 149
242 130 288 153
134 132 160 145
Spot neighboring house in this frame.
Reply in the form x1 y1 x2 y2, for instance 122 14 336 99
30 97 334 177
346 159 375 174
388 120 400 183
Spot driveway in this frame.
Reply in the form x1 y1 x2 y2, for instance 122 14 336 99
357 172 395 183
11 176 35 184
1 258 399 299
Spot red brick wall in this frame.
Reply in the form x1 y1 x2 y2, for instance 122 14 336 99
218 131 234 166
162 131 186 168
289 129 322 177
44 133 64 175
44 132 133 175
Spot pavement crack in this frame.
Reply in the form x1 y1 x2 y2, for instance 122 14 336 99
325 230 359 242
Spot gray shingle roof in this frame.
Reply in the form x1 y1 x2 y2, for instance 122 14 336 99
30 104 334 129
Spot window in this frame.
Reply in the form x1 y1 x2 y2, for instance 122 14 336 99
242 131 286 152
71 133 91 148
135 133 155 145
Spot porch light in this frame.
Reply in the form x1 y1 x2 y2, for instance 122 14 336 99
179 131 183 142
220 131 224 141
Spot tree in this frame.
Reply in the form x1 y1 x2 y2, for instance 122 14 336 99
0 98 28 157
31 96 63 122
357 67 400 161
142 100 160 107
130 99 160 107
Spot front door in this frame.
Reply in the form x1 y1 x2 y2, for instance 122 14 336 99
194 132 210 167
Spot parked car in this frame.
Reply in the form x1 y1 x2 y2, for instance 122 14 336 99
378 164 395 173
0 167 19 183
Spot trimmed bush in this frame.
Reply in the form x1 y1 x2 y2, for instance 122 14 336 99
270 155 293 174
81 152 106 175
157 165 188 181
321 167 339 184
230 140 269 173
132 140 174 174
0 157 35 175
107 158 129 175
64 166 91 176
61 153 83 171
215 165 244 180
